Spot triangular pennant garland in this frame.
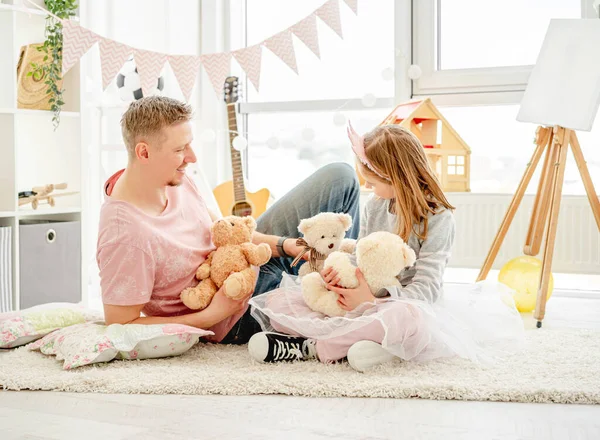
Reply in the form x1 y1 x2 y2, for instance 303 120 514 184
169 55 202 101
57 0 358 98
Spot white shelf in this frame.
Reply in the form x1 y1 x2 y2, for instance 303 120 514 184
0 209 81 219
0 108 80 117
0 4 85 312
17 207 81 217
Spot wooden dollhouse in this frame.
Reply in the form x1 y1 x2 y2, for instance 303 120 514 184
378 98 471 192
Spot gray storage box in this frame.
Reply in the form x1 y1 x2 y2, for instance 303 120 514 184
0 226 12 312
19 220 81 309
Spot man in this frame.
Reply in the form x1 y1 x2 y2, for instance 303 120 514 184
97 96 360 344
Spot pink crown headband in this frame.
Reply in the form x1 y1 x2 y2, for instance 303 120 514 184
347 121 389 181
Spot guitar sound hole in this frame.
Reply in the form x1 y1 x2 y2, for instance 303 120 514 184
232 201 253 217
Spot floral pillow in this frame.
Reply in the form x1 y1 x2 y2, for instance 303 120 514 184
28 322 213 369
0 303 104 349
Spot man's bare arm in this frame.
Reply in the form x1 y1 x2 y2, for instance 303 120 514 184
252 232 306 259
103 286 246 328
103 303 220 327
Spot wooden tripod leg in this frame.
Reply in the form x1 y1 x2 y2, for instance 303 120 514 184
524 130 556 256
476 127 551 282
570 131 600 232
534 127 569 327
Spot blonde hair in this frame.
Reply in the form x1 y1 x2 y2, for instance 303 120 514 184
120 96 192 157
358 125 455 242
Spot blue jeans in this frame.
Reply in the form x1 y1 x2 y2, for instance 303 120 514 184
222 162 361 344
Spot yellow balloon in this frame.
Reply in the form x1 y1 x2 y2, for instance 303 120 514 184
498 256 554 313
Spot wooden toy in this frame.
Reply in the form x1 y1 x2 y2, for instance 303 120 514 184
379 97 471 192
18 182 79 210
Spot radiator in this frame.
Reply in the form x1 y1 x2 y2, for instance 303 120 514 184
359 192 600 274
447 193 600 274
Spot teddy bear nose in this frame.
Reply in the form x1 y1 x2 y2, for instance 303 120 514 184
328 243 334 249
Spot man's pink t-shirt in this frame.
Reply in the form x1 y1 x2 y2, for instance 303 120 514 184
96 169 246 341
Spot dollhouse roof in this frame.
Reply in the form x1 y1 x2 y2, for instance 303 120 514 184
380 97 472 153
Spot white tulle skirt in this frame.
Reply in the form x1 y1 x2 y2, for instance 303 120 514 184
249 273 526 364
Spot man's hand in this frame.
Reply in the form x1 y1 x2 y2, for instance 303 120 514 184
325 268 376 312
204 286 249 323
283 238 310 261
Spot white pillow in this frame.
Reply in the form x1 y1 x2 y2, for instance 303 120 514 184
0 303 103 349
27 322 214 369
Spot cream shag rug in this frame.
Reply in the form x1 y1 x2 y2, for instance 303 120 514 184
1 328 599 404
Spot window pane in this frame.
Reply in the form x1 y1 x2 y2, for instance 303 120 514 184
245 110 384 199
439 105 600 195
439 0 580 70
244 0 394 101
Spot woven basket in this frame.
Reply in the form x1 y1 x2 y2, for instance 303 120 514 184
16 43 63 110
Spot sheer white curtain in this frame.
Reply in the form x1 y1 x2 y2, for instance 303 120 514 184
79 0 225 305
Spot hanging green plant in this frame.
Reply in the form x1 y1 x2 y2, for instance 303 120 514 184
27 0 78 130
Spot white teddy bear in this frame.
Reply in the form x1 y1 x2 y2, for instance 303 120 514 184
292 212 356 277
301 231 417 317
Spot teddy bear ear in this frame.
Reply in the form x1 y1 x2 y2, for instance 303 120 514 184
298 217 315 234
243 216 257 231
402 245 417 267
356 236 377 255
337 213 353 231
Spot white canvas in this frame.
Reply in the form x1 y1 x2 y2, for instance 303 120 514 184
517 19 600 132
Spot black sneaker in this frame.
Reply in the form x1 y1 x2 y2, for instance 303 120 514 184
248 332 318 363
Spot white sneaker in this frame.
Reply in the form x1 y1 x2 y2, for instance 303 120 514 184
248 332 318 363
347 340 396 372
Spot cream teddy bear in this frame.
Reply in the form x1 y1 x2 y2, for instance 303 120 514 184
291 212 355 277
181 215 271 310
301 231 417 317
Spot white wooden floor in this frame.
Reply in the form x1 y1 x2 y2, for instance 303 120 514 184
2 291 600 440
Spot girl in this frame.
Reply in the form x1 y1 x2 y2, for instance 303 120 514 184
247 124 525 372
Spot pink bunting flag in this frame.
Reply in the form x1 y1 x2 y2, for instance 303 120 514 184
316 0 343 39
99 38 132 90
62 19 99 75
232 45 263 92
200 52 232 97
134 49 168 97
343 0 358 14
263 29 298 74
168 55 202 102
291 14 320 59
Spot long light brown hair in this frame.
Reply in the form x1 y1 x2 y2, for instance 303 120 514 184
357 125 455 242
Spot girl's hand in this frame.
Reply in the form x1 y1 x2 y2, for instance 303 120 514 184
320 267 341 286
326 268 375 312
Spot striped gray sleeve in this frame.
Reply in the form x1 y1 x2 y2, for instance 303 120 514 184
387 209 455 304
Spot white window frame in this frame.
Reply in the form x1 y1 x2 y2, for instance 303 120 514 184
413 0 597 104
228 0 411 180
236 0 411 114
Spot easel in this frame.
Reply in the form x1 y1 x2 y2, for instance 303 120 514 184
476 125 600 328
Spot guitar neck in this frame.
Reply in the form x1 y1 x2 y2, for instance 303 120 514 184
227 103 247 203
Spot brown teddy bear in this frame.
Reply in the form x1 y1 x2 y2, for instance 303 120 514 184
180 215 272 310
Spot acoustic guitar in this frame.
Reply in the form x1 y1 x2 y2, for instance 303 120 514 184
212 76 271 219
